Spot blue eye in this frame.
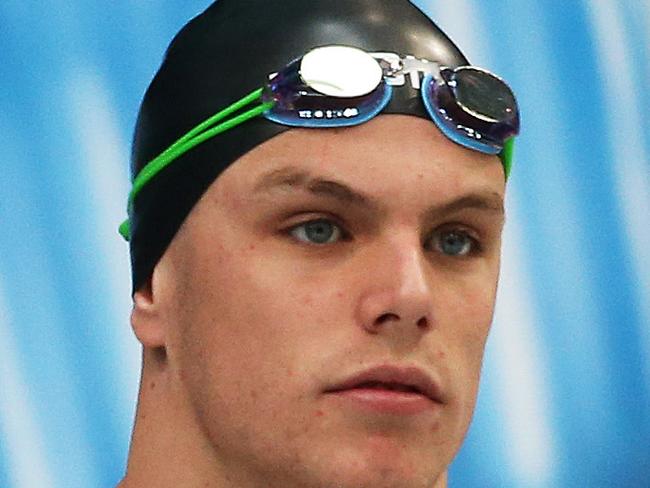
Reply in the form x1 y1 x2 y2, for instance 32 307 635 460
436 230 477 256
289 219 343 245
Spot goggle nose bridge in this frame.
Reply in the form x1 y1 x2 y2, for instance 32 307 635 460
369 52 444 90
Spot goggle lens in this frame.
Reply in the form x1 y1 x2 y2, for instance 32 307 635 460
300 45 383 97
453 67 516 122
421 66 519 153
264 46 392 128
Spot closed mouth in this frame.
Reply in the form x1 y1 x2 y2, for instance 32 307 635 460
346 381 422 393
324 364 444 404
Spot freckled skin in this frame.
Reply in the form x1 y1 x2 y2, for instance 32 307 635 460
121 115 506 488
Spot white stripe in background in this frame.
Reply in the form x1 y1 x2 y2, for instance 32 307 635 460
586 0 650 393
425 0 489 64
426 1 556 485
645 4 650 139
66 70 141 431
0 277 56 488
492 207 556 486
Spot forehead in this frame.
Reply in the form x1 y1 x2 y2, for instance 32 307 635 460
216 114 504 206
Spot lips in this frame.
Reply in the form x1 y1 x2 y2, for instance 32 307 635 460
324 364 443 403
354 381 421 393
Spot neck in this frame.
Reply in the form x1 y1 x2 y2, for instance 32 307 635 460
118 350 224 488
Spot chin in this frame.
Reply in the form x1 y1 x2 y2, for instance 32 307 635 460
316 443 444 488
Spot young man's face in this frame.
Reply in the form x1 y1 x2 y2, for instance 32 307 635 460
156 114 505 488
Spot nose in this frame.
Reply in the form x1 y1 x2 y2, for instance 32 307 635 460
354 234 435 336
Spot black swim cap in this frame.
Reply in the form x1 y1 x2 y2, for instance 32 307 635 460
129 0 471 292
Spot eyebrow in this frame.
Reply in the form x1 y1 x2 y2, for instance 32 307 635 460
253 165 379 210
253 165 504 217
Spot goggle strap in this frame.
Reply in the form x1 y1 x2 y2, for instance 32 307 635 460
130 100 274 205
167 87 266 152
130 87 267 204
501 137 515 180
119 87 274 241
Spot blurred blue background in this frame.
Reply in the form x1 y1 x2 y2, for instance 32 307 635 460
0 1 648 487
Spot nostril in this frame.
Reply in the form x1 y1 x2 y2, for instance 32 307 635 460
376 312 399 325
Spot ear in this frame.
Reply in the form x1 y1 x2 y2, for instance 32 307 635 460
131 265 167 349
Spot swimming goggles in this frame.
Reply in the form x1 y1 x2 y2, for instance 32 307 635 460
119 44 519 240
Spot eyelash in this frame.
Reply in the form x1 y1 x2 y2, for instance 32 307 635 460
284 216 483 257
285 217 351 246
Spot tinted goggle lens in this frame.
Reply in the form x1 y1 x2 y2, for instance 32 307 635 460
263 46 392 127
454 67 516 122
420 67 519 154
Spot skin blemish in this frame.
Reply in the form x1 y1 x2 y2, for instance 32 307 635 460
315 410 325 417
430 420 442 433
150 381 155 390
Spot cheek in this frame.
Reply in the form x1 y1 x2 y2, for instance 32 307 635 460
173 242 296 375
170 237 339 407
166 237 364 469
456 285 495 356
444 263 498 345
165 246 304 447
438 273 497 409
